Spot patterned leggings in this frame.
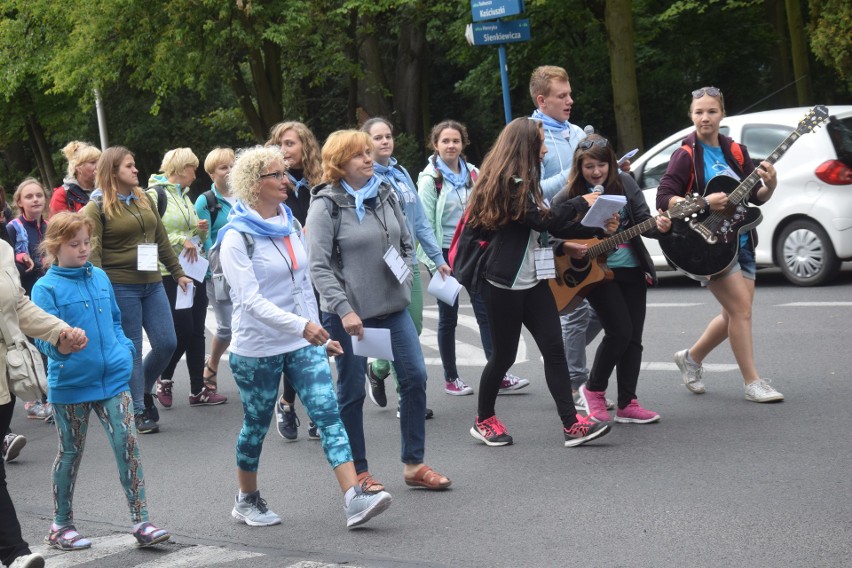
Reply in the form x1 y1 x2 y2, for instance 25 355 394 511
230 345 353 473
52 391 148 525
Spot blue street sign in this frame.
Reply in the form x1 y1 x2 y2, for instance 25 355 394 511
470 0 524 22
469 19 531 46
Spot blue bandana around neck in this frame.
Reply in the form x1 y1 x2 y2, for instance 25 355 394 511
118 192 138 206
340 175 382 223
531 109 570 133
213 200 294 250
286 172 309 199
373 158 409 189
435 156 469 190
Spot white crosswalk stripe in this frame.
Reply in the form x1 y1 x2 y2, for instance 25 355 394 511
133 545 264 566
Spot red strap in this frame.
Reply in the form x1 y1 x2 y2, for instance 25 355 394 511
282 236 298 269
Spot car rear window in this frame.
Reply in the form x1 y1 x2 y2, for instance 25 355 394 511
741 124 793 164
827 115 852 168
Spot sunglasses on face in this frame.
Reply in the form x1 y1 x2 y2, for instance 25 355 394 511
579 138 609 150
692 87 721 98
259 171 286 181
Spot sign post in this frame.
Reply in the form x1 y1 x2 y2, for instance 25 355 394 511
466 0 531 125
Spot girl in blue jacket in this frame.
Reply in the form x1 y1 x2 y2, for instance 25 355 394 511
31 212 171 552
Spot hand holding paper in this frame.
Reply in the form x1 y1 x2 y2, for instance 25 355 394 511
581 195 627 229
427 271 462 305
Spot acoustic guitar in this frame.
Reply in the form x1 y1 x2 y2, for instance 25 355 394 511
660 105 829 281
549 196 705 314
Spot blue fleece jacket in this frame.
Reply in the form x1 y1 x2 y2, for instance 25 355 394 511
537 118 587 200
32 263 135 404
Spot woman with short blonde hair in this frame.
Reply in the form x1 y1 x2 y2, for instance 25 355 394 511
50 141 102 215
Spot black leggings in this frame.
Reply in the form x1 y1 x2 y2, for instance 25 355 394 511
586 267 647 408
1 398 31 565
162 277 209 394
478 280 578 429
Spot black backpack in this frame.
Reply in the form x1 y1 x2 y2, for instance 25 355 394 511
202 189 222 226
147 184 169 218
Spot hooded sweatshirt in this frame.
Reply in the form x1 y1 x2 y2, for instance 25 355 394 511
147 174 207 278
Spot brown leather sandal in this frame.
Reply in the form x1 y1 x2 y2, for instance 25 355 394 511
404 465 452 490
203 356 218 392
356 471 385 493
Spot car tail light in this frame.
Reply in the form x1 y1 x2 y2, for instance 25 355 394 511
815 159 852 185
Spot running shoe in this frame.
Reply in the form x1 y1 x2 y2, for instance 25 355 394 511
24 401 51 420
2 433 26 463
445 378 473 396
135 411 159 435
579 384 611 423
470 415 513 446
345 489 393 528
563 414 611 447
674 350 706 394
614 400 661 424
155 378 173 407
188 387 227 406
307 421 320 440
275 401 299 440
9 552 45 568
366 366 388 408
232 491 281 526
744 379 784 403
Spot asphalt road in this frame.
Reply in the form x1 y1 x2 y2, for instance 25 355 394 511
7 267 852 568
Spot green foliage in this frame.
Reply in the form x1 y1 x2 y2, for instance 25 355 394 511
808 0 852 82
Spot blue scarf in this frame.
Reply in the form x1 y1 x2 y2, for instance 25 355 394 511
435 156 469 190
531 109 570 133
340 175 381 223
117 192 139 206
286 172 309 199
373 158 409 191
213 200 294 249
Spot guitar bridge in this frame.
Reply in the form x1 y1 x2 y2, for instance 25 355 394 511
689 219 718 244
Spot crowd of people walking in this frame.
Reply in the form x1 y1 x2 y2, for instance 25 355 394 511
0 65 785 568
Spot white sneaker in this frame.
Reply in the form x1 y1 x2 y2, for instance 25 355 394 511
10 553 45 568
674 350 706 394
231 492 281 526
345 489 392 528
3 433 27 463
744 379 784 403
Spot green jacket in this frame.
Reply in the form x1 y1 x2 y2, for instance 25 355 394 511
146 174 207 277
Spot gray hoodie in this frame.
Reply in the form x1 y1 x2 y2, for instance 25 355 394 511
306 181 414 320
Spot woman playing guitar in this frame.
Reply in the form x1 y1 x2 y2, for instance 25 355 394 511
656 86 784 403
555 134 672 424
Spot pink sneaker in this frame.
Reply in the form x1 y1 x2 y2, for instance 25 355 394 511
155 378 173 408
579 384 611 422
615 400 660 424
188 387 227 406
444 378 474 396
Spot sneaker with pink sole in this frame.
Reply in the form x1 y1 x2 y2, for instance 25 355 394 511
579 384 611 422
614 400 661 424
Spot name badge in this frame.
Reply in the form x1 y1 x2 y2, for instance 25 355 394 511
534 247 556 280
383 245 411 285
137 243 159 271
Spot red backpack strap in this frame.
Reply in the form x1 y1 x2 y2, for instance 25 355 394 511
729 141 746 169
681 144 695 194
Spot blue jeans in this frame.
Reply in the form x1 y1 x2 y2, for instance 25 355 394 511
560 299 602 391
113 282 177 415
323 309 427 474
438 249 492 380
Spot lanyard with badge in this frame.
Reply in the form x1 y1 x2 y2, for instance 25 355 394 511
533 231 556 280
126 201 159 271
268 235 310 318
372 198 411 285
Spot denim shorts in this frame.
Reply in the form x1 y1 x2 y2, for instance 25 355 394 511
704 243 756 286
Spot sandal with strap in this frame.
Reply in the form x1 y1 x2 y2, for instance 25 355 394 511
132 521 171 547
203 356 218 392
45 525 92 551
356 471 385 493
404 465 452 490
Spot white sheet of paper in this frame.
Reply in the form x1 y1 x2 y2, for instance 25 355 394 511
179 250 209 282
427 271 462 306
175 281 194 310
351 328 394 361
581 195 627 229
618 148 639 166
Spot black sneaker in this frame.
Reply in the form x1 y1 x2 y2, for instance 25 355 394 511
144 393 160 423
135 411 159 435
307 421 320 440
563 415 610 447
396 406 434 420
275 401 299 440
366 366 388 408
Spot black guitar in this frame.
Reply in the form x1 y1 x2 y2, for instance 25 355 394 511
661 105 829 281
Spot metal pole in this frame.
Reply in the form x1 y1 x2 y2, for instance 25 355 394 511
498 45 512 125
94 88 109 149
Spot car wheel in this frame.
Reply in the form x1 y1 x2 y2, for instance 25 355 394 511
775 219 841 286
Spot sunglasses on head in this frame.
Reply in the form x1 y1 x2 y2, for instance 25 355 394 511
692 87 721 98
579 138 609 150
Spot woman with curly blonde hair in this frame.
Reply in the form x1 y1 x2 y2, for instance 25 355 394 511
50 141 101 215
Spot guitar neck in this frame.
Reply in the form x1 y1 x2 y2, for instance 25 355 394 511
728 130 802 204
587 216 658 257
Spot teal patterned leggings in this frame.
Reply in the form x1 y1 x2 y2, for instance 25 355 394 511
52 391 148 525
230 345 353 473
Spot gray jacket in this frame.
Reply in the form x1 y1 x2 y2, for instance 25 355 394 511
306 181 414 320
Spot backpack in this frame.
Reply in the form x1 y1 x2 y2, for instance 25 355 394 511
448 211 492 292
202 189 222 227
208 232 255 302
147 184 169 218
682 141 745 194
58 183 90 211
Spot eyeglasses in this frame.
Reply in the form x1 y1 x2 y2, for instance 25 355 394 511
692 87 721 98
259 171 286 181
579 138 609 150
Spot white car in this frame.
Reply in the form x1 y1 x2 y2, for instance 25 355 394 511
630 106 852 285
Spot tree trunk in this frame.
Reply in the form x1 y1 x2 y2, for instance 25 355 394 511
229 66 266 142
394 15 428 143
346 9 359 126
247 40 284 135
25 115 57 189
785 0 813 105
359 15 393 121
765 1 798 108
604 0 643 153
